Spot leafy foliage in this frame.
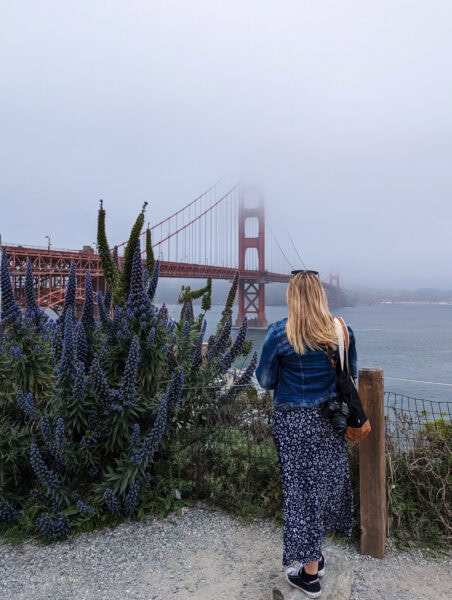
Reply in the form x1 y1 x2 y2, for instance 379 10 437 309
386 417 451 548
178 278 212 325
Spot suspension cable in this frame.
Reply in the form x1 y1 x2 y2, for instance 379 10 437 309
152 184 239 251
269 226 293 271
286 228 308 270
116 179 223 248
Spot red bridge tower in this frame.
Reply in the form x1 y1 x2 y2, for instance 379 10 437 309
236 190 268 329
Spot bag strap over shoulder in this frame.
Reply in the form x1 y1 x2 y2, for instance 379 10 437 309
333 316 350 373
336 316 349 349
333 317 345 369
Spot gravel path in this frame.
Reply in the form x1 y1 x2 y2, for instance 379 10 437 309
0 505 450 600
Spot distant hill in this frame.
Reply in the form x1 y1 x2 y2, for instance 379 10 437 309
262 281 354 308
349 286 452 304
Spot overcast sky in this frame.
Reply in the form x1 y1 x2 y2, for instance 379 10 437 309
1 1 451 289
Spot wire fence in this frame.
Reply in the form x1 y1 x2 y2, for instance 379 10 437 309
384 391 452 451
183 387 452 457
383 391 451 545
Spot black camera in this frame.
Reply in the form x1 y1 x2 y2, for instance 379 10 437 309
321 398 350 436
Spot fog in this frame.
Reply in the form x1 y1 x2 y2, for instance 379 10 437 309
1 1 451 290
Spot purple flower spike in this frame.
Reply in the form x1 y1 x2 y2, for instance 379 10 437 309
126 242 152 318
220 317 248 372
118 336 141 406
104 489 122 516
220 351 258 403
123 480 142 516
16 390 37 420
168 367 184 410
148 260 160 301
30 440 61 489
36 512 70 539
130 423 141 446
0 500 19 524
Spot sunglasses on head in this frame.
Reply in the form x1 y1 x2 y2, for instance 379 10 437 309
290 270 319 277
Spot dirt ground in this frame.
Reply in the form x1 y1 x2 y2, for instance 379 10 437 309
1 506 451 600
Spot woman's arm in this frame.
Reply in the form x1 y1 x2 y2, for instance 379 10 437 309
255 324 280 389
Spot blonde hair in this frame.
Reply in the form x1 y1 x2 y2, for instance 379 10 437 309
285 272 337 354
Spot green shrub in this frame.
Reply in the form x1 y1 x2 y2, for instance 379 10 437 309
386 417 451 548
205 427 281 519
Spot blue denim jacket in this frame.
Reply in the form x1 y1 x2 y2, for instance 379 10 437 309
255 318 358 409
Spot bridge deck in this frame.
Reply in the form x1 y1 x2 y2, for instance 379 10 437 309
3 245 291 309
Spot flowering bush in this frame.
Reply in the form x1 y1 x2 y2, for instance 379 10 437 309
0 205 255 541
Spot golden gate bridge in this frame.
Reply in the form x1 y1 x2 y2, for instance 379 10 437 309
2 182 343 328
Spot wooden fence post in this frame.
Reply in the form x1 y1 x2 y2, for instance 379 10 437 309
358 367 386 558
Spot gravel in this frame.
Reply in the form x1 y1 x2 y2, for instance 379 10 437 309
0 504 450 600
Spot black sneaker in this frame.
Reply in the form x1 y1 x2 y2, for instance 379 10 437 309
318 554 325 577
286 567 321 598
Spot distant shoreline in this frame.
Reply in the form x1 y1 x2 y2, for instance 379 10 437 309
266 301 452 307
376 301 452 305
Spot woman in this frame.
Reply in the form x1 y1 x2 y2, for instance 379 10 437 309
255 270 357 598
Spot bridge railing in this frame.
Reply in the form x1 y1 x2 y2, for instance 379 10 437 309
2 241 96 254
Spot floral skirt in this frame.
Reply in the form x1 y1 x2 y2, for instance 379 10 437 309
272 406 353 566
